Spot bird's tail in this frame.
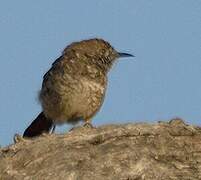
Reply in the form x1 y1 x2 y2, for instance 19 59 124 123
23 112 53 138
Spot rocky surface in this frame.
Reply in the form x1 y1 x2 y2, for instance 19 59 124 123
0 119 201 180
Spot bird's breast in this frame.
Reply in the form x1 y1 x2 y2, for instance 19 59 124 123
66 77 107 120
40 71 107 124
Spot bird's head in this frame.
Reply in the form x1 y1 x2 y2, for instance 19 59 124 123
63 38 134 73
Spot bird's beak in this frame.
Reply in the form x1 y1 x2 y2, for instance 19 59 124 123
118 52 135 58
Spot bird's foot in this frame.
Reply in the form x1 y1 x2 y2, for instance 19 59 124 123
41 132 53 137
69 122 95 132
69 125 82 132
69 126 76 131
83 122 95 128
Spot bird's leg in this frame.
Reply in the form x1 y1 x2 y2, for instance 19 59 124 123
51 125 56 134
41 125 56 137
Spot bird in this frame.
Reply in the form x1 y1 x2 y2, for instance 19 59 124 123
23 38 134 138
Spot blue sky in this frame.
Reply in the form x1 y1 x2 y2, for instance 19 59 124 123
0 0 201 146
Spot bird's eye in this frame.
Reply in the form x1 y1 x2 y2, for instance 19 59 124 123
101 49 105 54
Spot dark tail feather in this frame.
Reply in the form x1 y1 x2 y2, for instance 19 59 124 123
23 112 53 138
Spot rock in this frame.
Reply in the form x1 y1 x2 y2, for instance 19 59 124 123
0 119 201 180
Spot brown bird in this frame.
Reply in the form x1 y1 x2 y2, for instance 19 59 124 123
23 38 134 138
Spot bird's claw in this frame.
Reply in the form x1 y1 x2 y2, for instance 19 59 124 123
83 122 94 128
